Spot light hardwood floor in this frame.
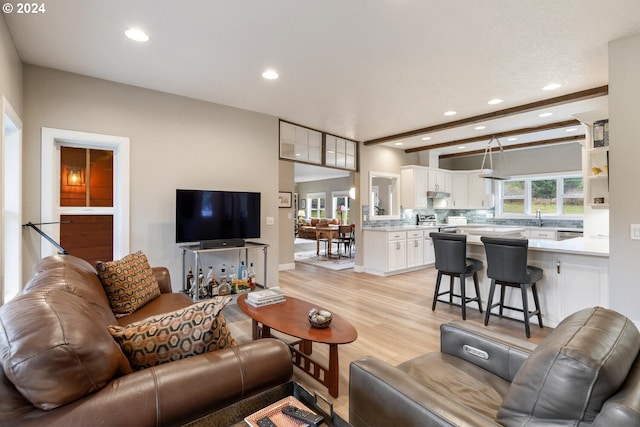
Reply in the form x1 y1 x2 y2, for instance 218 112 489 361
224 262 552 422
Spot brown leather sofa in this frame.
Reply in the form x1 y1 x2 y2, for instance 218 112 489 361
0 255 293 427
350 306 640 426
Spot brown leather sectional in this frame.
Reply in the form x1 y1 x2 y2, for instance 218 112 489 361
349 306 640 426
0 255 293 427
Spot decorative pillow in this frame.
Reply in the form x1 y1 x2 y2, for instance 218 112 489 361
108 296 236 370
96 251 161 318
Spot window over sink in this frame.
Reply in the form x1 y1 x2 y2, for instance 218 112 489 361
497 172 583 217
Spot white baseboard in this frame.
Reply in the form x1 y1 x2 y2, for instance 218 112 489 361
353 264 365 273
279 263 296 271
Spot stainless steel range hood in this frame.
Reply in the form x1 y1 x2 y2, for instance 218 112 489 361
426 191 451 198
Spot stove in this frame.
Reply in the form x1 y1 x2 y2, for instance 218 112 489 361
417 214 437 226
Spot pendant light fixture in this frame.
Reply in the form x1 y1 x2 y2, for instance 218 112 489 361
479 136 510 180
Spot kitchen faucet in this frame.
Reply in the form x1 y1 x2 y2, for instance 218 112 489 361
536 209 543 227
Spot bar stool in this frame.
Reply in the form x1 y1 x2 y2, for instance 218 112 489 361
481 236 543 338
429 232 483 320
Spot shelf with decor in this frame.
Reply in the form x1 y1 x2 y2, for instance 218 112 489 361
580 117 609 209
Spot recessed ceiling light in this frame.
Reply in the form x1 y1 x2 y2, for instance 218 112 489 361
539 112 553 118
125 28 149 42
475 126 486 130
488 99 503 105
421 136 431 141
543 83 561 91
565 127 578 132
444 111 457 116
262 69 279 80
507 137 518 141
393 142 403 146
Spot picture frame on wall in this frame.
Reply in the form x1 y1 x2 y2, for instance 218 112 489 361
300 198 306 209
278 192 292 208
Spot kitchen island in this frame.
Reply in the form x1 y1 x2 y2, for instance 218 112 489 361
362 226 609 328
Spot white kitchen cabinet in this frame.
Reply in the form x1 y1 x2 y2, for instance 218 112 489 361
364 229 434 276
450 172 468 208
406 230 424 268
448 170 493 209
400 166 428 209
556 257 609 319
387 232 407 272
427 168 450 193
424 234 435 265
467 171 494 209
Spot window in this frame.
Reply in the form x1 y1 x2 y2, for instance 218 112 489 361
497 173 583 217
332 192 351 224
307 192 326 218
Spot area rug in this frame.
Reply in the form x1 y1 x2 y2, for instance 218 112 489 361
294 250 354 271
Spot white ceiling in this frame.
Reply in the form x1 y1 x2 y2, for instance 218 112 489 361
5 1 640 161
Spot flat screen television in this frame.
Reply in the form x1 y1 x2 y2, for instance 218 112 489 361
176 189 261 247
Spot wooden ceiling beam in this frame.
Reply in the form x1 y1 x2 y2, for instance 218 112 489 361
404 119 581 153
363 85 608 146
439 135 585 159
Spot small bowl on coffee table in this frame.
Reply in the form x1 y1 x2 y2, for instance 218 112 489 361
308 308 332 328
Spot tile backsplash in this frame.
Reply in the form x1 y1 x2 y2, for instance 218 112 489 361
361 205 583 230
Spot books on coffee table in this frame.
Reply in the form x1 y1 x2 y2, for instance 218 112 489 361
246 288 286 307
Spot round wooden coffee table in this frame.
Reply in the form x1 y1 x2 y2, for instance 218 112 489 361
237 293 357 397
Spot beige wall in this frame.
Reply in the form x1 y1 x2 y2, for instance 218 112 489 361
278 160 295 270
22 65 281 288
440 142 584 174
609 32 640 321
0 16 22 115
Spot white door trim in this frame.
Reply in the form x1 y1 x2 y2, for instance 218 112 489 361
41 127 130 259
1 97 23 304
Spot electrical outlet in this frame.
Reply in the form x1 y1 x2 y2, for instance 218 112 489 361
266 217 274 225
631 224 640 240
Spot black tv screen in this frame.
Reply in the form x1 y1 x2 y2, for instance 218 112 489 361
175 189 261 244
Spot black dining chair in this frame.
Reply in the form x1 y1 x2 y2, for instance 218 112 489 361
481 236 543 338
429 232 483 320
335 225 354 258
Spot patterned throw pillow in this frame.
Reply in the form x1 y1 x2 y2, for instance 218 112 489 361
108 297 236 370
96 251 161 318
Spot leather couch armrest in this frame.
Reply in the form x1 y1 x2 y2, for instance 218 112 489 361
5 339 293 427
440 321 536 382
152 267 172 293
349 357 501 427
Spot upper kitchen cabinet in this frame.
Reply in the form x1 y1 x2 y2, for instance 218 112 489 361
400 165 428 209
447 170 494 209
427 168 451 194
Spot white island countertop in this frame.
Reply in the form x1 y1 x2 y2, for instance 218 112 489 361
466 235 609 257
